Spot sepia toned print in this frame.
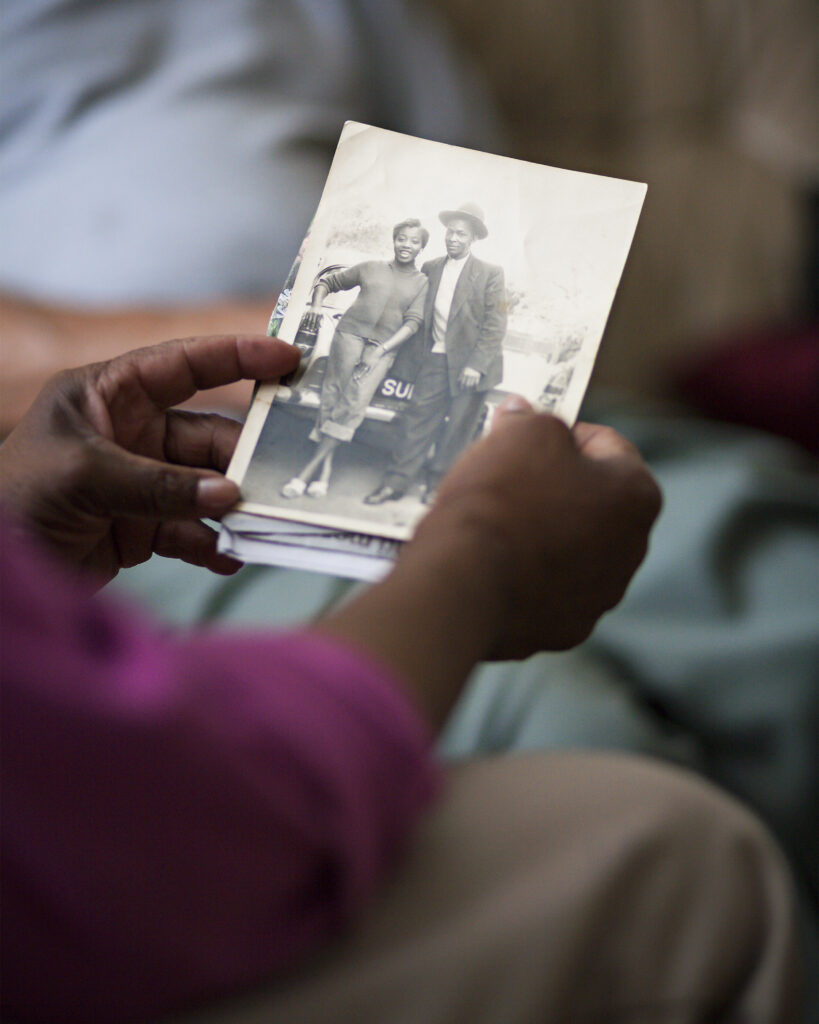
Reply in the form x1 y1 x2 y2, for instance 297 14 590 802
223 122 646 548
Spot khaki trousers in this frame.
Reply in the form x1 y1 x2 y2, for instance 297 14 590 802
168 753 799 1024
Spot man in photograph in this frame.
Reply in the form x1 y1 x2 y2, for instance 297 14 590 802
365 202 507 504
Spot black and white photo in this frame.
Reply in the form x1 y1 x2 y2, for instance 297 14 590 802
223 122 646 552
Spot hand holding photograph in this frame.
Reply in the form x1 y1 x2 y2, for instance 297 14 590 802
219 122 647 579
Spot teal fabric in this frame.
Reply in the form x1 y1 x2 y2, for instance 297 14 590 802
112 559 355 631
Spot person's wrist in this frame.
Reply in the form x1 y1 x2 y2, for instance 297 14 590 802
398 502 509 660
318 509 507 728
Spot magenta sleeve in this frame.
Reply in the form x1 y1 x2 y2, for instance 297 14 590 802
0 518 441 1023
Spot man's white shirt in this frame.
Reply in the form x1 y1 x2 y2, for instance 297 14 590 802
430 255 469 353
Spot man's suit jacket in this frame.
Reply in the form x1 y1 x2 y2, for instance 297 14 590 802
391 254 507 395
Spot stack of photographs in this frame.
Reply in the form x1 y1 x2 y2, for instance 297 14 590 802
218 122 647 581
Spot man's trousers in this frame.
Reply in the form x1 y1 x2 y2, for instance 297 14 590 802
382 353 487 492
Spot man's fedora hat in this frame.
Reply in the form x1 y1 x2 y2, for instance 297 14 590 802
439 201 488 239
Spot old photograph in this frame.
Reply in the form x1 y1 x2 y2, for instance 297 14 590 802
225 122 647 543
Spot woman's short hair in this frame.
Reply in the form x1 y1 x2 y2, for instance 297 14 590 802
392 218 429 248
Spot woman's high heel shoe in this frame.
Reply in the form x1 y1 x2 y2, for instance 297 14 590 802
281 477 307 498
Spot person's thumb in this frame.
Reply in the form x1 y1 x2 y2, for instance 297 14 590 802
82 439 239 519
490 394 533 431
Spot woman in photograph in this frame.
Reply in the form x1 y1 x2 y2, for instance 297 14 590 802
281 219 429 498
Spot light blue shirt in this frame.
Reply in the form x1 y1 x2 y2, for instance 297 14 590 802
0 0 499 304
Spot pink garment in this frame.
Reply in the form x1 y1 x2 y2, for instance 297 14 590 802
674 320 819 455
0 516 440 1023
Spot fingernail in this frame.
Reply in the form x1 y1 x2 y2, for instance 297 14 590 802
498 395 531 414
197 476 239 511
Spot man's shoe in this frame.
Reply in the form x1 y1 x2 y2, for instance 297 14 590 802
364 485 403 505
